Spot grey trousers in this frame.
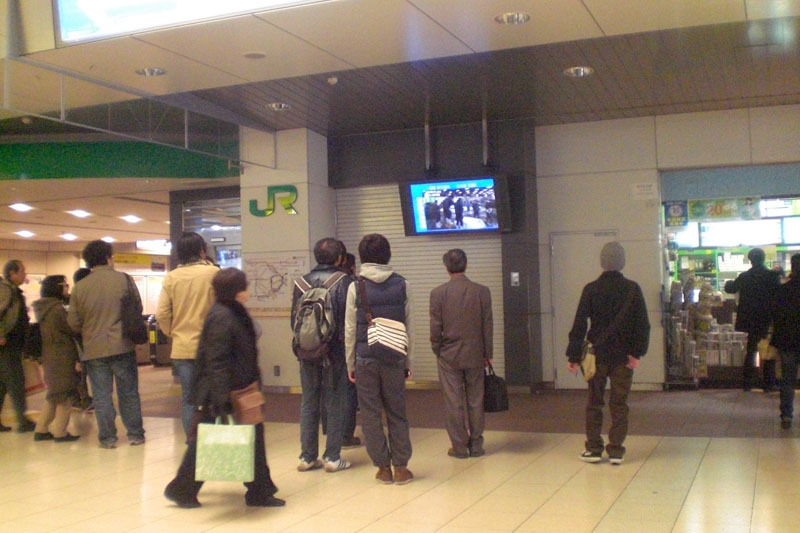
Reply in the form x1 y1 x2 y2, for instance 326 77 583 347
355 359 412 467
437 358 484 454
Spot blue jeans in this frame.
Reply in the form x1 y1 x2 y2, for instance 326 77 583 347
779 350 799 420
299 354 347 462
85 352 144 445
172 359 197 436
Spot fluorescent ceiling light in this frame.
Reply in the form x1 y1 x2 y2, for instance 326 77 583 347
210 225 222 231
10 203 33 212
135 67 166 77
563 65 595 78
56 0 321 43
121 215 142 223
60 233 78 241
68 209 91 218
15 230 34 238
494 12 531 25
101 236 116 243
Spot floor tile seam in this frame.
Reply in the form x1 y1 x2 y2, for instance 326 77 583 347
583 434 667 531
670 436 716 531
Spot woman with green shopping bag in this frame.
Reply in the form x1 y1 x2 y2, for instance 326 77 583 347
164 268 284 508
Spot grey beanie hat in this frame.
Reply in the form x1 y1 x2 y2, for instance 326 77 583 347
600 241 626 271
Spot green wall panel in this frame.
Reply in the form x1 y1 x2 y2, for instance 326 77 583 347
0 142 239 179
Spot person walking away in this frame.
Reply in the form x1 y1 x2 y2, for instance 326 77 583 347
32 275 81 442
68 240 145 448
430 249 492 458
164 268 284 508
724 248 781 391
157 232 218 436
291 238 352 472
345 234 414 484
0 260 36 432
566 242 650 465
771 253 800 429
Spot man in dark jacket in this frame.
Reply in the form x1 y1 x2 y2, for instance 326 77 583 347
772 254 800 429
567 242 650 465
0 260 36 432
430 249 492 458
724 247 781 391
291 238 352 473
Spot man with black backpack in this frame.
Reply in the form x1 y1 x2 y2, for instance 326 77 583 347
291 238 353 473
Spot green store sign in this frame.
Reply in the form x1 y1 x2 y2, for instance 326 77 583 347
249 185 298 216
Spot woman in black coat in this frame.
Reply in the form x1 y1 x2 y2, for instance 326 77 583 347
164 268 283 508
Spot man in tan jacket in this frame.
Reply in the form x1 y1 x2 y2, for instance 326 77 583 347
68 241 145 449
429 249 493 458
157 232 218 436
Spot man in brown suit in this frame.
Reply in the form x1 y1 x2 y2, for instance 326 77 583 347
430 249 493 458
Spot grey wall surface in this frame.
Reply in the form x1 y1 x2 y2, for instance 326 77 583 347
329 118 539 386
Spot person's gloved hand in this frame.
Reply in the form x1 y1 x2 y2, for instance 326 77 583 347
208 402 232 419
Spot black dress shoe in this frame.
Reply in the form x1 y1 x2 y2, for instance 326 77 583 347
164 481 201 508
34 432 54 441
781 418 792 429
447 447 469 459
54 433 80 443
0 424 12 432
246 494 285 507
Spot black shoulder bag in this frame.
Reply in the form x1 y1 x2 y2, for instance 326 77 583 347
121 274 148 345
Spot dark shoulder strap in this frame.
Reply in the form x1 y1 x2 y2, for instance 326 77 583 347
594 285 637 347
356 278 374 323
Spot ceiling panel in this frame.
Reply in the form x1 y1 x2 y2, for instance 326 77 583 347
409 0 603 51
27 37 247 95
584 0 745 36
136 15 353 83
255 0 472 68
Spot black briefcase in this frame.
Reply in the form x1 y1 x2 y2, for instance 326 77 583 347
483 362 509 413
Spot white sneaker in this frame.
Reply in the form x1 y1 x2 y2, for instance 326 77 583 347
297 459 323 472
609 456 624 465
323 458 351 472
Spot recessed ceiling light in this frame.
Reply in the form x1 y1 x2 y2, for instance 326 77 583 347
67 209 91 218
135 67 166 76
268 102 291 112
327 76 338 85
494 12 531 25
60 233 78 241
563 65 595 78
21 116 33 125
15 230 34 238
101 236 116 243
9 203 33 212
244 51 266 59
120 214 142 223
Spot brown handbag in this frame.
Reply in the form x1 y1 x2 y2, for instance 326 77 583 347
229 381 265 425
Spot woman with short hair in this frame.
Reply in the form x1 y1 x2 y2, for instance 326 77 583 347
32 275 81 442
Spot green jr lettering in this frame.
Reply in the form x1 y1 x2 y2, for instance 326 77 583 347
249 185 298 216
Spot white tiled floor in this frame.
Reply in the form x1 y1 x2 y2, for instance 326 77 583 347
1 411 799 532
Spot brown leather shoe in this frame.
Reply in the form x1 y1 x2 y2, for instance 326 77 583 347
375 466 393 484
393 466 413 485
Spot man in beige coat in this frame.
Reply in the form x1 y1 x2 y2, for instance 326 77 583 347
68 241 145 449
157 232 218 436
430 249 492 458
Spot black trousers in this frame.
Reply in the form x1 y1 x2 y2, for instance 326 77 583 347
168 412 277 502
0 348 27 423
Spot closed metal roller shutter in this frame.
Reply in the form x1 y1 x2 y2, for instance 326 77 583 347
336 184 505 382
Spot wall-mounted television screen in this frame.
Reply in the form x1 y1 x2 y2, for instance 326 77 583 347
399 177 508 236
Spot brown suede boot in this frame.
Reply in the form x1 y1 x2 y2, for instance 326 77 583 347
393 466 413 485
375 466 393 484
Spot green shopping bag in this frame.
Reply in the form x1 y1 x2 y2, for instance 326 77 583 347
195 415 255 482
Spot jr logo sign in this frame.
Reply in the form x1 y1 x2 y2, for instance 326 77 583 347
249 185 299 216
